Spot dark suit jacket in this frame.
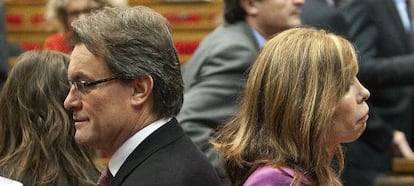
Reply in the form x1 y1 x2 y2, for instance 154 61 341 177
110 118 221 186
340 0 414 185
301 0 348 37
177 21 260 182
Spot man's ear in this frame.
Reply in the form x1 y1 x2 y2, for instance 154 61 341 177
241 0 259 16
130 75 153 106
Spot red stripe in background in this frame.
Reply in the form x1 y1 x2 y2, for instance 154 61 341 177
31 13 44 24
6 14 24 25
21 42 41 51
163 12 201 23
175 41 200 55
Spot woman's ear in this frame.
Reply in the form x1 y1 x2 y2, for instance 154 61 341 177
240 0 259 16
130 75 153 106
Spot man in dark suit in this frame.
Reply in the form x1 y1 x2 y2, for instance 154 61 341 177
338 0 414 185
0 2 8 89
177 0 304 182
64 6 220 186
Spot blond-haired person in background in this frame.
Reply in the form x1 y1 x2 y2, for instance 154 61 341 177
43 0 127 54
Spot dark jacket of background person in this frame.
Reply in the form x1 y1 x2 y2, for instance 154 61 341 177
0 2 8 89
178 20 260 181
301 0 349 37
0 50 99 186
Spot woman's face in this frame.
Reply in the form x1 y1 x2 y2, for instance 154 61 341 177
329 77 370 146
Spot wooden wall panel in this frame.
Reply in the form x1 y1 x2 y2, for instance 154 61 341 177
4 0 222 64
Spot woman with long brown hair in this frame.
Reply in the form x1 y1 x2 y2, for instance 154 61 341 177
0 50 99 186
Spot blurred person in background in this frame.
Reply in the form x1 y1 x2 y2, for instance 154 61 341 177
43 0 127 54
301 0 348 37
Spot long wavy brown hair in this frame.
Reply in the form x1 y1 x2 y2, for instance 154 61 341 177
0 50 98 185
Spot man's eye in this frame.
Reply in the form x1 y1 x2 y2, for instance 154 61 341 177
78 81 88 86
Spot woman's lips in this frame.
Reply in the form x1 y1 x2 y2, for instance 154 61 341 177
359 114 369 123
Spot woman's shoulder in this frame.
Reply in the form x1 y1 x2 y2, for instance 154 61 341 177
243 165 297 186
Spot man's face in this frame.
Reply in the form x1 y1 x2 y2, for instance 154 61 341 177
64 44 135 152
246 0 305 38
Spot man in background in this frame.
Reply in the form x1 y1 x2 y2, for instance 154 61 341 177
177 0 304 183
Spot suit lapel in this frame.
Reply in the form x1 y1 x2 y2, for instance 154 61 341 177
110 118 185 185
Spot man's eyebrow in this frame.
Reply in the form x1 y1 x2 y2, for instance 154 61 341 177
70 72 88 81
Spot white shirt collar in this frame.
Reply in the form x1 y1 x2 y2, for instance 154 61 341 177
107 118 171 176
326 0 335 7
394 0 412 31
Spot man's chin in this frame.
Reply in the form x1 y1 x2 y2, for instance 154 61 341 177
74 133 90 146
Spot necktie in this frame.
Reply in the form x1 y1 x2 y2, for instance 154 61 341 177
97 168 112 186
